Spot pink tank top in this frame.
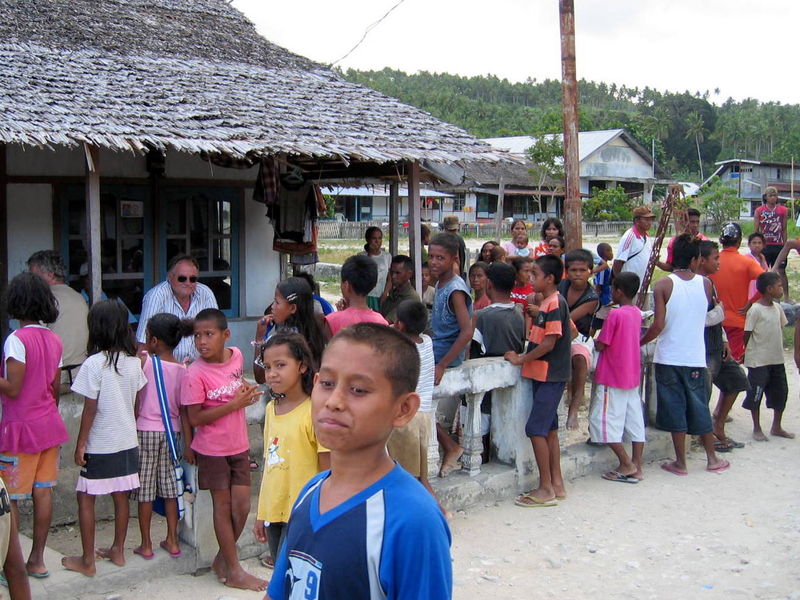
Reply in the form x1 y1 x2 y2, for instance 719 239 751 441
0 327 69 453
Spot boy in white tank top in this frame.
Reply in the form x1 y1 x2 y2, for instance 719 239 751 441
641 235 731 476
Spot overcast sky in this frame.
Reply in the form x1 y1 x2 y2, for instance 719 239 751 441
233 0 799 105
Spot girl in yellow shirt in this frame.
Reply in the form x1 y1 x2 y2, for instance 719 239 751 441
253 332 329 568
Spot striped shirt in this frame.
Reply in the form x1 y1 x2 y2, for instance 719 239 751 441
416 335 435 413
136 281 218 363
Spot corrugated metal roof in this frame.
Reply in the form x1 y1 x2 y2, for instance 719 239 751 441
482 129 624 162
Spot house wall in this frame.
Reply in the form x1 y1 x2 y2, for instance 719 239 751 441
4 143 279 348
581 138 654 181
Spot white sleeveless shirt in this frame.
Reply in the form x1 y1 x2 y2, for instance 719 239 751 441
653 273 708 367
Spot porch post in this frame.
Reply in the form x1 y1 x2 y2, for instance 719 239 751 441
408 161 423 297
494 175 505 239
0 144 8 343
84 143 102 304
389 181 399 256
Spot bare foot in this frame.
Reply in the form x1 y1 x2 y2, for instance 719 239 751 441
566 412 579 430
633 469 645 481
25 560 48 577
159 539 181 557
753 430 769 442
438 445 464 478
553 485 567 500
133 545 154 560
61 555 96 577
770 427 795 439
212 553 227 583
660 461 688 476
96 547 125 567
224 567 268 591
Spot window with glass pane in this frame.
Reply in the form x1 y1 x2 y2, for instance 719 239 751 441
58 185 150 316
163 187 238 314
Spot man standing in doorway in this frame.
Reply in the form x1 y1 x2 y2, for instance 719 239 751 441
755 186 790 302
613 206 656 291
136 254 218 362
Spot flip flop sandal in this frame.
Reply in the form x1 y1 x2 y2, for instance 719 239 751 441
725 439 745 449
660 462 688 476
27 570 50 579
261 556 275 569
133 548 155 560
713 441 734 453
602 470 640 484
514 493 557 507
707 460 731 474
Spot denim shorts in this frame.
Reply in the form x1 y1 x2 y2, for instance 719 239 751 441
525 381 565 437
655 364 712 435
743 364 788 412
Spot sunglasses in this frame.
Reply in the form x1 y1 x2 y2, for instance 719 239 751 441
177 275 199 283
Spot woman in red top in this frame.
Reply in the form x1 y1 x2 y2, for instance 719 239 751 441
754 186 790 301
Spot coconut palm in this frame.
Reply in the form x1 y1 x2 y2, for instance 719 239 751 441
685 111 707 180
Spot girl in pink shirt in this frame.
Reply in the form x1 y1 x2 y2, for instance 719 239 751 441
0 272 67 578
131 313 193 560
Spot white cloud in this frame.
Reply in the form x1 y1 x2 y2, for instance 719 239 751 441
233 0 800 103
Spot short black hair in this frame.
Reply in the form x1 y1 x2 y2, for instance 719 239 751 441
597 242 612 255
510 256 531 273
146 313 194 350
391 255 414 273
293 271 320 294
27 250 67 282
564 249 594 268
535 254 563 284
756 270 781 294
428 232 460 257
468 261 489 276
671 233 700 269
748 232 765 245
487 262 516 293
395 299 428 336
612 272 640 300
328 323 420 396
540 217 564 240
699 240 719 259
167 253 199 272
194 307 228 330
262 331 316 395
687 208 701 218
6 272 59 323
341 254 378 296
549 235 566 249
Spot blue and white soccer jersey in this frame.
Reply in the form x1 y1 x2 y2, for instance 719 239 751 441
268 464 452 600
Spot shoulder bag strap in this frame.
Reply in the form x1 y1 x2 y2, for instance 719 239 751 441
151 355 180 466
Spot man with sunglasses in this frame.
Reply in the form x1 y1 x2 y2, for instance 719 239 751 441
136 254 218 362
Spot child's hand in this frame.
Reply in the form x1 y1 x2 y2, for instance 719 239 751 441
74 444 87 467
254 519 267 543
183 447 196 466
336 298 349 311
231 382 262 409
255 315 274 339
504 351 523 366
434 364 445 386
525 304 540 319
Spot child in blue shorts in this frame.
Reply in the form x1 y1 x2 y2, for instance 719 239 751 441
267 323 452 600
504 255 572 507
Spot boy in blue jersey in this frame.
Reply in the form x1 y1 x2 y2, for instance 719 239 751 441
267 323 452 600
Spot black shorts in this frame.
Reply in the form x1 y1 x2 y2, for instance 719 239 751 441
742 364 788 412
763 244 787 269
706 352 749 397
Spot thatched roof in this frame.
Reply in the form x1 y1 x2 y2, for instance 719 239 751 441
0 0 508 164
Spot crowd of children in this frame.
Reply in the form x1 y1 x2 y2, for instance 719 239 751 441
0 210 797 599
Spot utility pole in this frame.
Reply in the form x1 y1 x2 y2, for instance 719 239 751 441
559 0 582 248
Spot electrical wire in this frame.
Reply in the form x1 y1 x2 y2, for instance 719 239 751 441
330 0 408 67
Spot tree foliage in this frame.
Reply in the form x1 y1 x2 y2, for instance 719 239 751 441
341 68 800 181
583 186 636 221
699 176 742 227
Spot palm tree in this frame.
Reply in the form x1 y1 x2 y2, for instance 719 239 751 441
685 111 707 180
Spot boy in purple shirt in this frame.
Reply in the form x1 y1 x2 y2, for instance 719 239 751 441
588 272 646 483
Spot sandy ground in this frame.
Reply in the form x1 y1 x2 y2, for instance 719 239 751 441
20 355 796 600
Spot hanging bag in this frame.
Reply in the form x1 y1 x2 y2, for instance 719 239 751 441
151 355 188 520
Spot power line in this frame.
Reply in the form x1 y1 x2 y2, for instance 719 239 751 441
330 0 408 68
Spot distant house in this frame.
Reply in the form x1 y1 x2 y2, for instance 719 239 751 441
0 0 506 346
475 129 673 220
704 159 800 217
324 185 455 223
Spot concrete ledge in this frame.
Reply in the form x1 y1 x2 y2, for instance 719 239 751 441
432 427 675 511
